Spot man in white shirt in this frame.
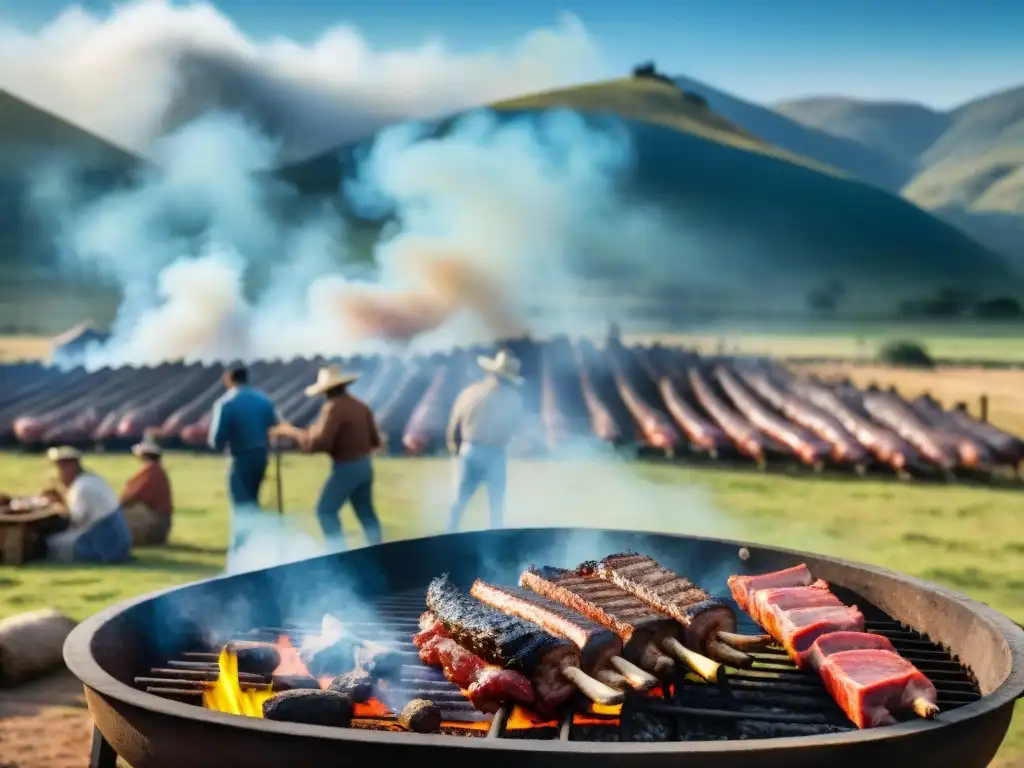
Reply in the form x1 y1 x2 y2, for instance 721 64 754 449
44 446 132 563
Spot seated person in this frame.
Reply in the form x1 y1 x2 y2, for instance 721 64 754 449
120 438 174 546
44 446 132 563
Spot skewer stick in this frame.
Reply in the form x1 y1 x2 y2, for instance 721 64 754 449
912 698 940 719
660 637 721 682
708 639 753 668
595 669 628 690
715 631 773 651
608 655 658 691
559 660 625 706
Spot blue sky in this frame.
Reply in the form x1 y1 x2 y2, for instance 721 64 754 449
5 0 1022 108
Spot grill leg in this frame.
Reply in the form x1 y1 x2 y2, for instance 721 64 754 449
89 726 119 768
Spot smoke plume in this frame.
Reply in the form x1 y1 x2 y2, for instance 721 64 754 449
0 0 602 160
27 105 688 366
8 2 693 366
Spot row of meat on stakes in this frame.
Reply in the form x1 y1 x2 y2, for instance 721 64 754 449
193 553 941 734
1 337 1020 476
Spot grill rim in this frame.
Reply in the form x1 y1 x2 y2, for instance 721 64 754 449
63 527 1024 754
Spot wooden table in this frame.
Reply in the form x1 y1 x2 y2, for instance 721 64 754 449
0 507 67 565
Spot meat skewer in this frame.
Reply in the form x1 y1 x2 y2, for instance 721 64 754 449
426 575 624 710
729 565 939 727
470 580 658 691
591 553 771 654
521 566 739 682
414 613 534 713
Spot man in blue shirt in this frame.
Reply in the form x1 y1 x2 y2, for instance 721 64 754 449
208 365 279 558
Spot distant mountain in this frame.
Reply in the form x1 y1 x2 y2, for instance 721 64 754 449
773 85 1024 261
0 89 144 168
670 76 912 191
773 97 950 168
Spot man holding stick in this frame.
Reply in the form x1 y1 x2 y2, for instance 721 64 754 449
272 365 384 551
208 365 280 559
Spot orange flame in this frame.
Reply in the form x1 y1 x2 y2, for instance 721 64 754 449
202 647 274 717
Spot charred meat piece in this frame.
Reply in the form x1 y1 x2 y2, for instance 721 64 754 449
521 565 675 673
819 649 939 728
327 669 374 702
469 580 620 673
427 574 576 674
398 699 442 733
471 579 657 690
728 564 814 610
414 612 534 713
426 575 622 709
800 631 898 673
592 553 769 657
517 565 737 679
262 689 353 727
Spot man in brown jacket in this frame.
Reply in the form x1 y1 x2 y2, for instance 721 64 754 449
272 366 383 550
445 349 524 531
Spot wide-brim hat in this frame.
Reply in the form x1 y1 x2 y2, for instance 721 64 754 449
47 446 82 463
305 365 361 397
477 349 523 385
132 439 163 457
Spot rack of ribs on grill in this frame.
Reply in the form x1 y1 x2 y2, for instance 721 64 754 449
414 613 534 713
470 580 658 691
591 553 772 658
729 565 940 728
425 574 624 711
521 565 738 682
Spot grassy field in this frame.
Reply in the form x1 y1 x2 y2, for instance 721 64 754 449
0 451 1021 763
626 327 1024 363
0 335 53 363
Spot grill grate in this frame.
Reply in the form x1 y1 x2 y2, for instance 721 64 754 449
138 589 983 741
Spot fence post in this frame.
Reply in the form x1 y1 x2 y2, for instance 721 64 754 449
979 394 989 423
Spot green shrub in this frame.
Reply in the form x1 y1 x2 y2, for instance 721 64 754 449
877 339 934 368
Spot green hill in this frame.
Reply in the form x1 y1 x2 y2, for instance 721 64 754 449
2 78 1022 333
774 85 1024 261
277 76 1021 321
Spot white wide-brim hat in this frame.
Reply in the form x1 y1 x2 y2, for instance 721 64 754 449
132 439 163 457
305 365 361 397
47 446 83 463
477 349 523 385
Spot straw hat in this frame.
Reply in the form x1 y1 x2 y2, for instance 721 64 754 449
305 365 361 397
477 349 523 385
46 446 82 463
131 438 163 457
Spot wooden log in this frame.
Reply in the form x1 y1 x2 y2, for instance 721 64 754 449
0 609 77 686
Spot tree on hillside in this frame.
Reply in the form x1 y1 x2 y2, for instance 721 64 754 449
972 296 1023 319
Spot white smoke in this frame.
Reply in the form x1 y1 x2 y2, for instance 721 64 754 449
0 0 603 160
28 105 687 367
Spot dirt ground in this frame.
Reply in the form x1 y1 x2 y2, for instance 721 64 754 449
0 670 94 768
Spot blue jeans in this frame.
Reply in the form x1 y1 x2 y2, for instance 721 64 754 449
316 457 381 550
73 509 132 563
228 450 269 552
447 443 507 531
